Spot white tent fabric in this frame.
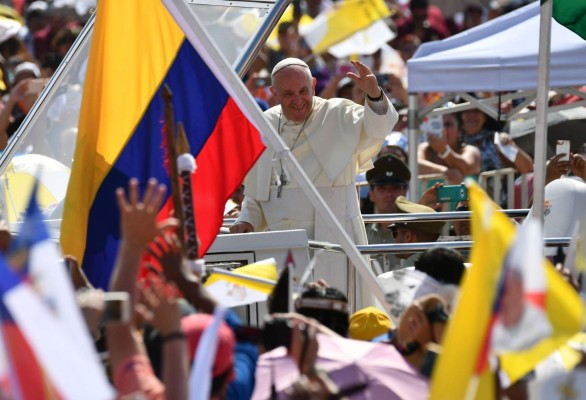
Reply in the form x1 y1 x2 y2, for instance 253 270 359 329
407 2 586 93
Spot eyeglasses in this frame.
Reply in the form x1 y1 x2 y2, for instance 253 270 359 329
390 223 409 239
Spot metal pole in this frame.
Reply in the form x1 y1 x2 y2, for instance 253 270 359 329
234 0 293 77
532 0 553 222
408 93 419 200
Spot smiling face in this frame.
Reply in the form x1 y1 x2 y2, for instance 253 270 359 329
460 109 486 135
270 65 316 122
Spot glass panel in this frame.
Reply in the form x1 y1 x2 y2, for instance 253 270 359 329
192 4 271 65
0 26 91 233
0 0 275 233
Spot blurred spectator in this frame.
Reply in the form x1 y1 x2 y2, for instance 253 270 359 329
21 1 49 57
418 112 481 183
389 196 444 268
395 0 450 44
365 155 410 271
0 60 44 147
378 131 409 164
395 294 448 372
50 25 80 57
461 1 485 31
296 286 350 337
348 306 392 341
395 34 422 64
413 246 466 286
460 107 533 174
266 21 300 73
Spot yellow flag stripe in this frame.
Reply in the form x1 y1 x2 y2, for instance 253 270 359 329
60 0 184 262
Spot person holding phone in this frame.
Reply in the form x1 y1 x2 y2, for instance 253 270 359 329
418 113 481 184
459 107 533 174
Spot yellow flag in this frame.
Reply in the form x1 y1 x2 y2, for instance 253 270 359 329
205 258 277 294
300 0 390 54
430 182 507 400
499 259 585 385
431 182 586 399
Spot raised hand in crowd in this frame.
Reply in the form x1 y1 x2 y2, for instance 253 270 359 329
545 153 571 185
570 153 586 181
137 277 188 400
106 178 176 400
418 181 443 211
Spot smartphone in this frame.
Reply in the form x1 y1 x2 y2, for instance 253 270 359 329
421 115 444 139
556 140 571 162
102 292 131 323
26 78 49 96
437 185 468 203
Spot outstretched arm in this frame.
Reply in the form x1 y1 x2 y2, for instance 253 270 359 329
106 178 174 378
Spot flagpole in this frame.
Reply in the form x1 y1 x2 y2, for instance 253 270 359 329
163 0 389 307
532 0 553 222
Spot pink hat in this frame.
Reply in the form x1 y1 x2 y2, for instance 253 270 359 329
181 314 236 379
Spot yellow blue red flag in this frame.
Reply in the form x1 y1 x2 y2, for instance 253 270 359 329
60 1 265 288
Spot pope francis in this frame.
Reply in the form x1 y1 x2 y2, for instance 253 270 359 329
230 57 398 305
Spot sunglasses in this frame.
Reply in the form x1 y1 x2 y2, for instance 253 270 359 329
389 223 409 239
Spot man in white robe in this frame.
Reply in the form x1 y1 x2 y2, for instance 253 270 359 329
230 58 398 307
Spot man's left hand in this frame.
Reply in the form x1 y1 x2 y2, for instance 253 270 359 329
347 60 381 99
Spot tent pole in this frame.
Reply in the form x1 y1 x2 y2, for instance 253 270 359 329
408 93 419 200
533 0 553 222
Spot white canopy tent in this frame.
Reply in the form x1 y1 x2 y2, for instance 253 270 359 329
405 1 586 199
408 1 586 92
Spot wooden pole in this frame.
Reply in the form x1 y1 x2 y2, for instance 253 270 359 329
176 123 199 258
162 85 185 243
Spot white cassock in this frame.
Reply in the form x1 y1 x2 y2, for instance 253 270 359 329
237 95 398 308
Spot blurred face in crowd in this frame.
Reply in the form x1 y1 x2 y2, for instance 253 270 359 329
500 269 525 328
460 109 486 135
378 146 408 164
369 184 407 214
443 114 460 147
271 66 316 122
411 6 428 24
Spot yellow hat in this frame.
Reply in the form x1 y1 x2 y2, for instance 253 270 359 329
393 196 445 234
348 307 392 341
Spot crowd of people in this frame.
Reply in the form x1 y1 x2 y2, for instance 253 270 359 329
0 0 90 151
